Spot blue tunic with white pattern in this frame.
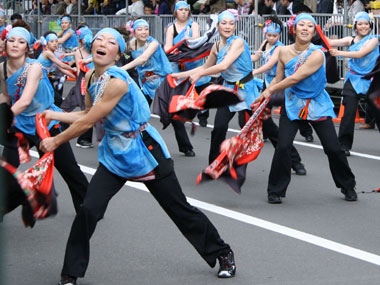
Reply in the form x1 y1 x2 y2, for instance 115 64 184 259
345 35 379 95
132 36 173 99
37 52 59 73
89 66 171 178
60 28 79 62
217 36 260 112
7 59 61 135
284 44 335 121
262 40 284 86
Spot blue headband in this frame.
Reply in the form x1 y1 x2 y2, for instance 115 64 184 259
7 27 31 45
40 33 58 46
133 19 149 30
77 26 92 40
93 28 126 53
354 11 371 23
294 13 316 26
58 16 71 26
266 22 281 34
46 33 58 42
218 11 235 23
174 1 190 12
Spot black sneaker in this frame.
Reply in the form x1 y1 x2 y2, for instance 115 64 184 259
305 135 314 142
268 193 282 204
58 275 77 285
292 163 307 176
341 188 358 201
217 250 236 278
76 140 94 149
199 118 208 127
184 150 196 157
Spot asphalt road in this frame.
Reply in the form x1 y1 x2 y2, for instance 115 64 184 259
2 88 380 284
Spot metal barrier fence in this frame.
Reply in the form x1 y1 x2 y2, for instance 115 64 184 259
20 13 380 90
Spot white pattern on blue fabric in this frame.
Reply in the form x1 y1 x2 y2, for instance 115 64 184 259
217 36 260 112
284 44 335 121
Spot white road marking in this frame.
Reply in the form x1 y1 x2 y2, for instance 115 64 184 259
30 145 380 266
150 114 380 161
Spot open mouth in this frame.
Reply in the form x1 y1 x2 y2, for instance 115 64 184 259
96 50 106 56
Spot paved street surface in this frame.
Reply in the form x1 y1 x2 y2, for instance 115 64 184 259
2 86 380 284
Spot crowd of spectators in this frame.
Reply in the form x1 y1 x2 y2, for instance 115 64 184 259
28 0 371 19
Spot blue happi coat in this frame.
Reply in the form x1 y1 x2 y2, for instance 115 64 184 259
89 66 171 178
284 44 335 121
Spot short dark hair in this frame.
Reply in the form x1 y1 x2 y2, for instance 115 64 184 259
60 14 72 22
43 31 57 37
144 2 154 9
10 13 23 22
268 16 283 31
12 19 31 32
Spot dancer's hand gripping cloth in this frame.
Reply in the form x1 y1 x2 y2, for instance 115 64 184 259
0 115 56 226
153 75 243 128
196 98 270 193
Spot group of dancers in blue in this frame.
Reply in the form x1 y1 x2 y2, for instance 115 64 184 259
1 4 380 284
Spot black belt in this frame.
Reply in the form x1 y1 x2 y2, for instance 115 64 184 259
226 72 253 87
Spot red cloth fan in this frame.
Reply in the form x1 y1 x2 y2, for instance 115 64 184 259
196 98 270 193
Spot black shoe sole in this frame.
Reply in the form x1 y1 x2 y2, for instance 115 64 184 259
268 197 282 204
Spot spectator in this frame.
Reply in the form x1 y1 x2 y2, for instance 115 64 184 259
348 0 365 23
156 0 172 15
324 0 344 38
54 0 67 15
317 0 333 13
144 2 154 14
304 0 316 12
255 0 273 15
65 0 73 14
81 0 89 11
41 0 53 14
116 0 144 16
85 0 100 14
235 0 251 15
279 0 311 15
71 0 79 14
263 0 287 15
100 0 116 14
200 0 226 14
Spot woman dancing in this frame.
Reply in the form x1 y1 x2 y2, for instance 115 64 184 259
39 28 236 285
255 13 357 203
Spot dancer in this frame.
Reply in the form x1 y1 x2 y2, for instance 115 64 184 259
252 16 306 176
37 31 76 106
164 1 213 156
39 28 236 285
0 23 88 212
123 18 195 157
255 13 357 203
328 11 379 156
173 10 260 164
57 14 79 65
121 19 172 106
60 25 101 148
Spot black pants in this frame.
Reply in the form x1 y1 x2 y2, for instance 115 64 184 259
61 164 231 277
209 106 247 164
262 116 302 167
8 126 88 212
298 121 313 138
338 80 361 150
267 111 356 197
